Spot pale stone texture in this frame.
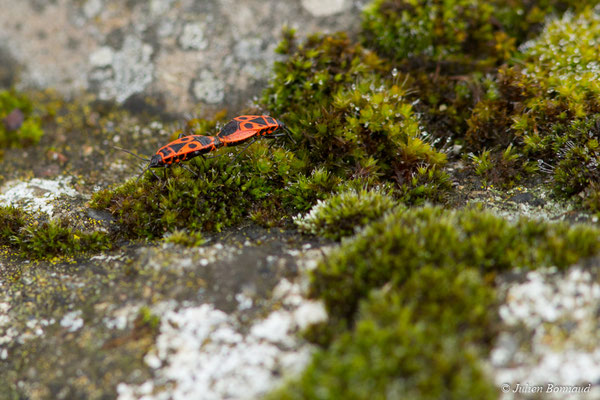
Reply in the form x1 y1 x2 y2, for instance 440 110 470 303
492 267 600 400
0 0 365 114
301 0 350 16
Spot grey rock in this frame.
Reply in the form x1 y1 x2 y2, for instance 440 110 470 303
0 0 364 113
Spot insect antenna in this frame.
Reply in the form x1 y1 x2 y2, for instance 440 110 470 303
113 146 151 162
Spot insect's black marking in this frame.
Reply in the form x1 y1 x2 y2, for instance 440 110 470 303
265 116 276 125
237 116 249 120
195 135 214 146
168 142 187 153
248 117 267 126
218 121 239 138
188 143 198 149
160 148 173 157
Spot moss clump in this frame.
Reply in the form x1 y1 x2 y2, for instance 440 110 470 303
272 206 600 399
313 206 600 320
135 306 161 336
469 7 600 148
271 267 497 400
360 1 600 166
0 205 110 260
0 89 44 148
531 115 600 198
94 30 451 240
0 205 27 245
461 8 600 195
361 0 509 66
469 144 536 187
262 30 449 203
15 220 111 260
90 141 306 238
361 0 598 65
294 187 399 240
163 230 205 247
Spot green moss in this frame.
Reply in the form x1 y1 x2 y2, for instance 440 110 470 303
262 30 449 203
0 205 27 245
537 115 600 198
294 187 399 240
361 0 598 65
163 230 206 247
313 206 600 321
360 1 600 176
135 306 161 335
0 205 110 260
271 267 497 400
272 205 600 399
94 31 452 239
361 0 508 66
15 219 111 260
469 144 536 187
461 8 600 196
0 89 44 148
90 140 307 238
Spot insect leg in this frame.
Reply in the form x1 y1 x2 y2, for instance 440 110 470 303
180 162 199 177
264 133 288 150
136 167 149 183
228 137 257 164
163 165 170 184
150 168 160 181
283 127 297 144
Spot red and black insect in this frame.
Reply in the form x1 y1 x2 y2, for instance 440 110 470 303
116 134 222 181
217 115 295 153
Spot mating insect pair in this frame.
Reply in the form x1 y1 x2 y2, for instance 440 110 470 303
116 115 295 181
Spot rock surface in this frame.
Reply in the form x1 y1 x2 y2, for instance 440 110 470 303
0 0 365 114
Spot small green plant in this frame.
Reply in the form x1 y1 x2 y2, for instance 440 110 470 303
294 187 399 240
0 205 27 245
470 149 493 178
15 220 111 259
0 89 44 148
311 205 600 322
469 144 536 187
135 306 161 334
163 230 205 247
0 205 110 260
